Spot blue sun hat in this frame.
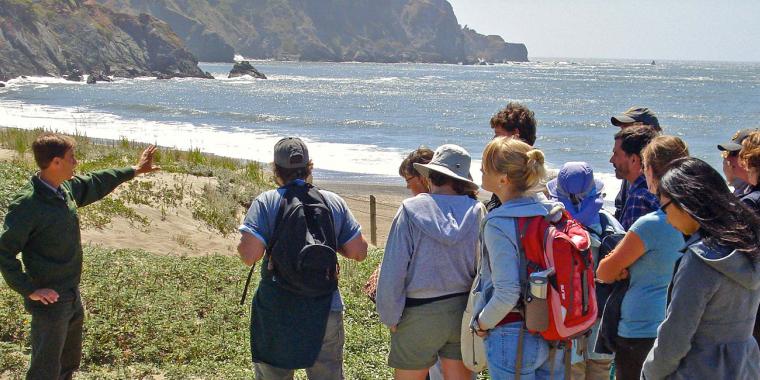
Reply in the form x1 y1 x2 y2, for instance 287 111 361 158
547 162 604 228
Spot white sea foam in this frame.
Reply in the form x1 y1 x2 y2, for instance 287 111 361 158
0 98 625 191
0 99 407 178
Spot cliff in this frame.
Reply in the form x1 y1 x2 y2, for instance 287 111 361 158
0 0 211 80
462 26 528 63
95 0 529 64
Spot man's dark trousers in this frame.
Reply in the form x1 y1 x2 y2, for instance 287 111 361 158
24 289 84 380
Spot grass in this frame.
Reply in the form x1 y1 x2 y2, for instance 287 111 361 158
0 247 390 379
0 127 396 378
0 128 488 379
0 127 274 235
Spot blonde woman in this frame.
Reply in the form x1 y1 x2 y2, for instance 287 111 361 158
472 137 566 379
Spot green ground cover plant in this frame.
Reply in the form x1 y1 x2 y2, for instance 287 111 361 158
0 247 390 379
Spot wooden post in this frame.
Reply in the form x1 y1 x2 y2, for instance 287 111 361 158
369 195 377 246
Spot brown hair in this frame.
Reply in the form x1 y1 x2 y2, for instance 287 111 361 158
740 131 760 170
398 147 434 178
427 171 473 196
490 102 537 146
32 133 76 169
272 161 314 186
642 135 690 178
482 137 546 194
614 125 659 157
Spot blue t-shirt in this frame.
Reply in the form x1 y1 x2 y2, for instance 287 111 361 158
239 180 362 311
619 210 684 338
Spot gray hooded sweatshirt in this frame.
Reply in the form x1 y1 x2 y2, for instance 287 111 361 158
376 193 485 327
641 233 760 380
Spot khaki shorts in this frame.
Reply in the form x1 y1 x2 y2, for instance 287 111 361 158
388 295 468 370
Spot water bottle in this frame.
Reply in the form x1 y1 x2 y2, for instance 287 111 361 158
529 267 555 299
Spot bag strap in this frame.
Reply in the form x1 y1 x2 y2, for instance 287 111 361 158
308 184 338 250
514 217 530 303
548 345 557 379
514 325 526 380
475 205 487 273
240 261 256 306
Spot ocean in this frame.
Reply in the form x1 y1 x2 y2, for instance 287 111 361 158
1 59 759 200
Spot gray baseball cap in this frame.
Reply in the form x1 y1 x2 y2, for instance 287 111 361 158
611 107 660 130
718 129 758 152
413 144 478 191
274 137 309 168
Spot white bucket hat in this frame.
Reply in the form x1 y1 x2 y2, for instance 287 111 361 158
413 144 479 191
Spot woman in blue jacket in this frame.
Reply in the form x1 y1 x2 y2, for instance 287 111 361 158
642 157 760 380
472 137 566 379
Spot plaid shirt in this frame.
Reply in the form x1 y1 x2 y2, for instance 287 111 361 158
620 175 659 230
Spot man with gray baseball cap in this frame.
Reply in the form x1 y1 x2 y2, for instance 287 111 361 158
610 107 662 222
611 107 661 132
237 137 368 379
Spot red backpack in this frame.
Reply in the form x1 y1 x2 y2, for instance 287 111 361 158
517 209 598 341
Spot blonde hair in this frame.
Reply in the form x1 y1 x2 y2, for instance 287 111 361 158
482 137 546 193
642 135 690 178
740 131 760 170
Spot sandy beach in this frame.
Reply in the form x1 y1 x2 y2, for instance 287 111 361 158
0 148 410 256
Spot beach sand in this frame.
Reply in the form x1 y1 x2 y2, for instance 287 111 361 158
0 148 407 256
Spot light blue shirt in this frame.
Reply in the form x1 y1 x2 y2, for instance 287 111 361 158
619 210 684 338
239 180 362 311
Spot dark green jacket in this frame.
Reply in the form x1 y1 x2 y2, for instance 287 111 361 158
0 168 135 297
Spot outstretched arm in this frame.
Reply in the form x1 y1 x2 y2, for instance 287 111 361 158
67 145 160 207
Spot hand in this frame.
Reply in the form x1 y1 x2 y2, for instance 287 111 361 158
616 268 630 281
389 325 397 333
474 319 488 337
133 145 160 175
29 289 59 305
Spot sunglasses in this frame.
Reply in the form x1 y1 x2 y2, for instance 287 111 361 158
659 200 673 213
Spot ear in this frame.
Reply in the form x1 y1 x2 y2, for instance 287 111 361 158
630 153 642 168
499 173 510 187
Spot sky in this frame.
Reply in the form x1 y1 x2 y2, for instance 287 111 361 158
447 0 760 62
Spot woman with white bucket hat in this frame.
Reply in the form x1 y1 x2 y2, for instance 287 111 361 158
377 144 485 380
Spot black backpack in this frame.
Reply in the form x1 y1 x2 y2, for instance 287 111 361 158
241 183 339 304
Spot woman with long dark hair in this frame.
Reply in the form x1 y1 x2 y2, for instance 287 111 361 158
642 157 760 380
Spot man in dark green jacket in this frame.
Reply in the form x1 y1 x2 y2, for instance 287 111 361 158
0 133 159 380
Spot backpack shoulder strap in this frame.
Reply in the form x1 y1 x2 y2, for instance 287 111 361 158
514 216 530 292
307 184 338 249
267 185 292 253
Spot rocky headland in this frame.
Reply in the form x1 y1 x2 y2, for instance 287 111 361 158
0 0 212 80
96 0 529 64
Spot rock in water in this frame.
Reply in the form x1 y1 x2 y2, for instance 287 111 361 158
86 71 112 84
228 61 267 79
0 83 5 88
65 69 83 82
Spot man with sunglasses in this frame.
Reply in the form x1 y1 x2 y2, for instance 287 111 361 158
718 129 757 197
